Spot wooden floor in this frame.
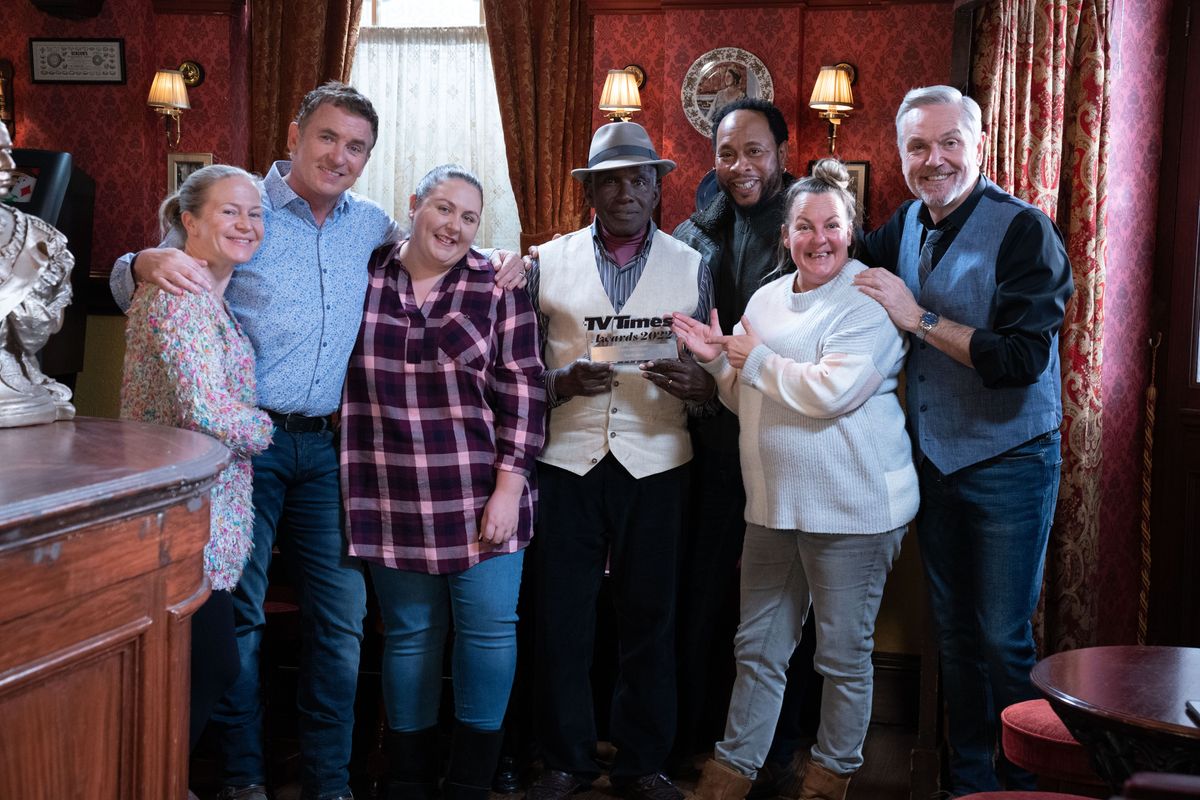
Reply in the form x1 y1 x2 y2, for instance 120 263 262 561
200 723 919 800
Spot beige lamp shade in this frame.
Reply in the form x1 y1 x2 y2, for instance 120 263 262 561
147 69 190 110
809 66 854 111
599 69 642 116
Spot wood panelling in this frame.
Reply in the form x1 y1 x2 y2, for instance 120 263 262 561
26 0 105 17
0 418 229 800
0 644 134 798
152 0 245 13
588 0 951 10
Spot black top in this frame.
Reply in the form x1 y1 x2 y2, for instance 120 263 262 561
858 177 1074 389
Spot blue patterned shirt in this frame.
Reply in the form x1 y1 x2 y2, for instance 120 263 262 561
111 161 399 415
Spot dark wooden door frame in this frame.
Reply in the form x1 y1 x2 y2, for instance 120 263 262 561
1148 0 1200 646
949 0 990 92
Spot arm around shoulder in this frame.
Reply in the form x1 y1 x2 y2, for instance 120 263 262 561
488 284 547 474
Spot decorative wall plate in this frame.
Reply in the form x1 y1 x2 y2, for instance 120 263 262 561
681 47 773 138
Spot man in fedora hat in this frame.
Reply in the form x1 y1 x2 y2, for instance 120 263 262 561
523 121 714 800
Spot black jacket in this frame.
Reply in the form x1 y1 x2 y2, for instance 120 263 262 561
671 174 796 451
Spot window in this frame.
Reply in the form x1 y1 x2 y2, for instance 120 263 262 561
361 0 484 27
351 0 520 250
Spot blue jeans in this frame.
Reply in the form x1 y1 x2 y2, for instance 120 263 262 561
715 524 905 778
370 552 524 732
211 429 367 800
917 430 1062 795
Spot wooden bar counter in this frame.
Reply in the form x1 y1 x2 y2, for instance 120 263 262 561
0 417 230 800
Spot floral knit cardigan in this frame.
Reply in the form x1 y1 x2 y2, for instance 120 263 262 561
121 286 273 590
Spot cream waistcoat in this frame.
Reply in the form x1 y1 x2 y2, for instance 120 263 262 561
537 227 700 478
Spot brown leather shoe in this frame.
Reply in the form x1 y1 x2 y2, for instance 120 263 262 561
616 772 685 800
692 759 752 800
524 770 588 800
794 759 851 800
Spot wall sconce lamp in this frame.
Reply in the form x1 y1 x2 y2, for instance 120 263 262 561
809 62 856 154
599 68 643 123
147 69 190 149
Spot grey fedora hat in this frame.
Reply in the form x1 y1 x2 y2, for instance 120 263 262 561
571 121 676 181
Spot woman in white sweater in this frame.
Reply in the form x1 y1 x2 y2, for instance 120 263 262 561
673 159 918 800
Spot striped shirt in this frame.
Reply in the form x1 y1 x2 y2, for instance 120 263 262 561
340 244 547 575
528 220 714 405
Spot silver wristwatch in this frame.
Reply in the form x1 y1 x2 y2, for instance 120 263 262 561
916 310 940 341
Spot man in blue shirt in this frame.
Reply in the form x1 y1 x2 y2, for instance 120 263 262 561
112 83 520 800
855 85 1073 796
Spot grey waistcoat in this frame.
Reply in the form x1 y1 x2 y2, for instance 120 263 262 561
899 181 1062 474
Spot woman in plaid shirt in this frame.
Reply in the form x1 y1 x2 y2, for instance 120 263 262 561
340 165 546 800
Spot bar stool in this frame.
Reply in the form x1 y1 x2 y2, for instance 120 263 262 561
1000 699 1106 792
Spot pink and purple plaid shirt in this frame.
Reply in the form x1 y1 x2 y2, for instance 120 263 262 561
340 244 546 575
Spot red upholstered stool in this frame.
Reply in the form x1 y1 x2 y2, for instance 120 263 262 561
957 793 1094 799
1001 699 1105 787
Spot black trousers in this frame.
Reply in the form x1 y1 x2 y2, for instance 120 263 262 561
534 455 687 781
671 443 746 761
190 589 240 752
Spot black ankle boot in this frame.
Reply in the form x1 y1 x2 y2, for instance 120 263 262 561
442 722 505 800
492 755 521 794
384 726 440 800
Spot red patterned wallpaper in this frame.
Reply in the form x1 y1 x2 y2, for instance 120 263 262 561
593 8 802 227
592 14 665 150
592 4 953 232
1 0 250 278
801 6 952 232
591 2 1171 649
1095 0 1172 645
660 7 802 227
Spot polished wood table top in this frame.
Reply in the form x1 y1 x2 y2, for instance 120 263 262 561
0 416 230 543
1032 646 1200 790
1032 645 1200 740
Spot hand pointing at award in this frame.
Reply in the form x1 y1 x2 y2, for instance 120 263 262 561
671 309 762 370
711 316 762 370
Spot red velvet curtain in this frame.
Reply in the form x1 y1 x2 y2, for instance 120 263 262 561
248 0 365 175
483 0 593 252
972 0 1110 652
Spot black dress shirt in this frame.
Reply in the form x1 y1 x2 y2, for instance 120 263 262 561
858 177 1074 389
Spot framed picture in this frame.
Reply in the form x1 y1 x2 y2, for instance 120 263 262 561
681 47 774 138
845 161 869 227
29 38 126 84
812 159 870 228
167 152 213 194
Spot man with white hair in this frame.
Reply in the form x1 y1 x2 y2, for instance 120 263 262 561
854 85 1073 795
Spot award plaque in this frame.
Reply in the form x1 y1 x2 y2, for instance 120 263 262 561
587 329 678 364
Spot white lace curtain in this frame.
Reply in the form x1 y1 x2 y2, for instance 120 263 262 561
349 25 520 250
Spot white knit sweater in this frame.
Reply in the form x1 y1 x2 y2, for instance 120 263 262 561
702 259 919 534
